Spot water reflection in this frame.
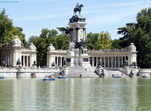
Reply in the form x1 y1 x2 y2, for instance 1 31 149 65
0 78 151 111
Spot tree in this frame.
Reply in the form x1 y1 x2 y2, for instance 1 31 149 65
87 32 112 50
0 9 25 47
118 8 151 68
50 34 69 50
40 29 58 39
100 31 112 50
29 29 69 67
117 23 136 48
86 32 100 50
137 8 151 33
112 39 122 49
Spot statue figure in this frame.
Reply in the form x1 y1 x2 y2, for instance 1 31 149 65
63 59 67 66
16 58 21 66
123 60 128 67
73 3 83 16
97 58 102 68
12 36 21 46
69 42 75 51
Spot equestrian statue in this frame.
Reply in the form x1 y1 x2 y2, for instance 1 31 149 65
73 3 83 16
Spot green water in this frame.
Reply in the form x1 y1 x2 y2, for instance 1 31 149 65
0 78 151 111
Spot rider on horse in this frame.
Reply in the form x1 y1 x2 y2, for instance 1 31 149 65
74 3 83 16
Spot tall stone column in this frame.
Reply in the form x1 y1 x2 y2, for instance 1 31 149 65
27 56 29 67
92 57 94 67
114 57 116 68
96 57 98 66
104 57 106 68
67 6 91 68
60 57 62 67
118 57 120 68
111 57 113 68
107 57 110 68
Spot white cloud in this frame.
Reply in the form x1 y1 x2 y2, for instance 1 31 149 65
83 9 105 15
18 14 57 20
111 1 143 7
88 14 123 25
15 12 70 21
86 1 144 9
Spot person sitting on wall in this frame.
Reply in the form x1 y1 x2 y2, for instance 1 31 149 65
59 70 65 77
44 75 48 79
48 75 55 78
79 74 82 78
129 71 134 78
59 72 63 77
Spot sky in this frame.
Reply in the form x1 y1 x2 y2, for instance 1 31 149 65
0 0 151 40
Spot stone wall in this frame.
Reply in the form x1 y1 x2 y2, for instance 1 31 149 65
0 67 59 78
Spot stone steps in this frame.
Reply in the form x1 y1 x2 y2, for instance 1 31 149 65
66 67 98 78
55 66 129 78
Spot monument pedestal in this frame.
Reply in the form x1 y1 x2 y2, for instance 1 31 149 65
79 48 91 68
66 48 91 68
60 3 98 77
66 50 75 67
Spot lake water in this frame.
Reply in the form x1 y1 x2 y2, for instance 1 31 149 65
0 78 151 111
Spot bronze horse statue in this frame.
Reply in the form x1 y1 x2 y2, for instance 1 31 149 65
73 3 83 16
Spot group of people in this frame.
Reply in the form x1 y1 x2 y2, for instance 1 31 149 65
44 75 55 79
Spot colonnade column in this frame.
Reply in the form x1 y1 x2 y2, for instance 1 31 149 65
54 56 66 67
27 56 28 67
104 57 106 68
115 57 116 68
118 57 120 68
96 57 98 66
108 57 109 68
111 57 114 68
21 55 31 67
92 57 94 67
89 55 130 68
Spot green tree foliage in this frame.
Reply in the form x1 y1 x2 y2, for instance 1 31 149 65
50 34 69 50
87 33 100 50
87 32 112 50
29 29 69 67
118 8 151 68
137 8 151 33
0 9 25 47
40 29 58 39
100 31 112 50
112 39 122 49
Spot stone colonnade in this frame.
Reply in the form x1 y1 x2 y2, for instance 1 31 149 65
89 56 128 68
21 53 36 67
54 56 66 67
47 43 137 69
47 51 129 69
0 36 37 67
1 51 12 66
47 50 67 68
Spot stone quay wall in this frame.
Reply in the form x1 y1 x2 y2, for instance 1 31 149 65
0 67 59 78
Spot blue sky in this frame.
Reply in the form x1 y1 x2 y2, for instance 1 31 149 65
0 0 151 40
